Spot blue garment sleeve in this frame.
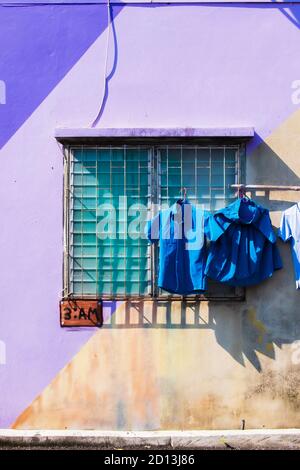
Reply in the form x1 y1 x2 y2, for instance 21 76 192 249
278 212 292 242
257 210 277 243
145 213 160 243
205 213 226 242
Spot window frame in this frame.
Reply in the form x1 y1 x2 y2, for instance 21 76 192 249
63 140 246 302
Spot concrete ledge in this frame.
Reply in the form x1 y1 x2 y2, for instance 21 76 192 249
1 429 300 450
55 127 254 144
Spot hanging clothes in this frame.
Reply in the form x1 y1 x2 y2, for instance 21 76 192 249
205 198 283 286
278 203 300 289
145 200 222 295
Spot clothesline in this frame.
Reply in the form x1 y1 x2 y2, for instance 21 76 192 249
231 184 300 191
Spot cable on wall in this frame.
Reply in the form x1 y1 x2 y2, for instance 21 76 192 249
91 0 112 127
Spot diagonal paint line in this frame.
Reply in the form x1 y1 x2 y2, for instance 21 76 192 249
0 3 124 149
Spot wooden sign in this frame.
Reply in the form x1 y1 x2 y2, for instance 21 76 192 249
60 299 103 327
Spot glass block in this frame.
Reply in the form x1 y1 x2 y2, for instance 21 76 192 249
140 173 148 186
139 186 149 197
73 245 97 257
160 173 167 187
73 281 97 295
111 246 126 257
97 246 114 258
82 221 97 233
125 245 141 257
73 234 82 245
126 257 145 270
82 233 97 245
211 189 225 200
98 173 111 186
183 187 195 199
98 257 115 269
160 188 168 198
112 282 126 295
211 174 224 187
211 148 224 162
111 149 124 161
72 210 96 222
112 271 125 282
140 282 151 295
197 167 210 176
73 269 97 282
168 187 181 198
197 186 210 199
159 148 167 160
168 148 181 161
160 160 167 172
126 159 139 171
182 174 195 187
126 173 139 185
125 282 140 295
182 160 196 173
74 149 97 161
73 258 84 269
98 149 112 161
182 148 196 161
74 186 97 198
80 174 98 186
73 162 92 174
98 270 112 282
74 197 97 210
139 149 149 161
128 196 148 207
125 187 139 196
81 257 97 269
196 148 210 165
125 270 149 282
97 282 113 294
168 166 181 175
97 188 113 198
97 161 110 172
225 148 237 162
168 175 181 187
225 173 236 186
112 173 124 186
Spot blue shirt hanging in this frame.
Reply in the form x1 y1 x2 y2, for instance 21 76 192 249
145 200 222 295
205 198 283 286
278 203 300 289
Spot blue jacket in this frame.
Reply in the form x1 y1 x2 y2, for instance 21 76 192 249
146 200 222 294
205 198 283 286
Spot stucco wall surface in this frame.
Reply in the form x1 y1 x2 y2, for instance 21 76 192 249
0 2 300 429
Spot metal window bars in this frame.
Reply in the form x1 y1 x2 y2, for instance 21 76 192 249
64 144 243 299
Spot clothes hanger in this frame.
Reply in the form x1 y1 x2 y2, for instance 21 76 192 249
176 187 187 205
238 185 250 202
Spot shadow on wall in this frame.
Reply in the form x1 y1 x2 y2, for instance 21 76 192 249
246 132 300 212
97 136 300 373
100 279 300 374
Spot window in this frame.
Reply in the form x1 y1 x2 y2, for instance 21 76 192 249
63 143 245 300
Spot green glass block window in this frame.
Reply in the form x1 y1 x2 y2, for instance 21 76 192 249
158 146 237 211
65 144 241 299
67 147 151 297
